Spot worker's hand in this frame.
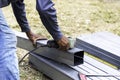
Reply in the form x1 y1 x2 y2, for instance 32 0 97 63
25 30 47 46
56 36 70 51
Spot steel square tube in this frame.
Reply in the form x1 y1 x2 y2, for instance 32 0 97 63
29 53 80 80
15 31 84 66
35 42 84 66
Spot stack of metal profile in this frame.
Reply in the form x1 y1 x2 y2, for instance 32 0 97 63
29 53 80 80
15 31 120 80
15 31 84 80
29 52 120 80
17 33 84 66
75 31 120 69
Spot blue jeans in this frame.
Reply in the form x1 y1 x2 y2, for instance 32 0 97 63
0 9 19 80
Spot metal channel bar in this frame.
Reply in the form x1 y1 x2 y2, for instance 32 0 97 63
84 55 120 79
72 55 120 80
71 66 93 80
78 62 118 80
73 67 101 80
76 61 115 80
75 32 120 68
15 31 84 66
85 34 120 58
29 53 80 80
94 31 120 45
75 37 120 58
76 35 120 60
75 39 120 68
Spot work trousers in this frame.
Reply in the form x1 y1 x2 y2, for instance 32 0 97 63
36 0 63 40
0 9 19 80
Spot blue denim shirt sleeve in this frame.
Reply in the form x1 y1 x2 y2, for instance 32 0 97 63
10 0 63 40
36 0 63 40
11 0 30 32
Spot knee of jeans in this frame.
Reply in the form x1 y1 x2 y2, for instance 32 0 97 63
5 33 17 47
0 69 19 80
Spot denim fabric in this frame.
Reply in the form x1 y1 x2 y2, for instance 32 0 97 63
0 9 19 80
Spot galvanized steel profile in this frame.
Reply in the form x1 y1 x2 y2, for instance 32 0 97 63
75 32 120 69
16 31 84 66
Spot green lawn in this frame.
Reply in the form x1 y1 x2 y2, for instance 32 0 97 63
2 0 120 79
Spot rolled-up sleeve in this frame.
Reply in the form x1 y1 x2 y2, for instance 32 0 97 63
11 0 30 32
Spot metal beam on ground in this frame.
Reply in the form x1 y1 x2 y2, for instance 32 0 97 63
75 31 120 69
15 31 84 66
15 31 120 80
29 53 80 80
72 55 120 80
29 54 120 80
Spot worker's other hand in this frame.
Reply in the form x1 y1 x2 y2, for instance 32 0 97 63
57 36 70 51
26 30 47 46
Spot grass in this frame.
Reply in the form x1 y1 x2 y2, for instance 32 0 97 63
2 0 120 79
